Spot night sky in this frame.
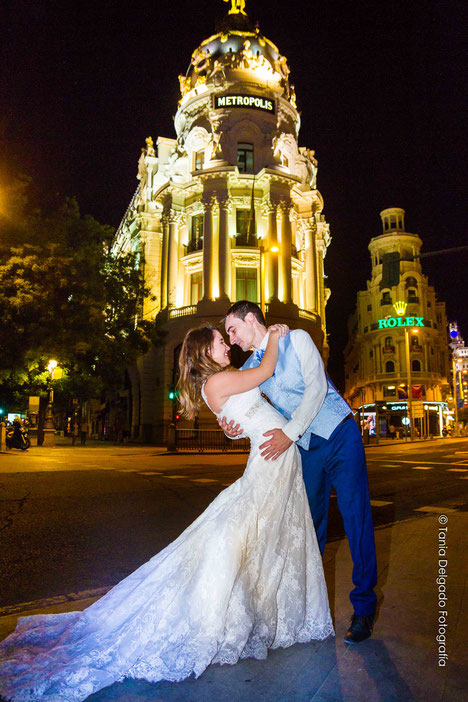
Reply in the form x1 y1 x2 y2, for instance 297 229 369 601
2 0 466 389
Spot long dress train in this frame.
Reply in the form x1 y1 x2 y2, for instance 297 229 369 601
0 386 333 701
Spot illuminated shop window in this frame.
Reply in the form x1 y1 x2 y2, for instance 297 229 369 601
384 385 397 397
191 271 203 304
236 267 257 302
237 143 254 173
194 150 204 171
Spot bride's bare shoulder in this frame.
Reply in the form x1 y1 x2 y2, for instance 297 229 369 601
205 368 240 393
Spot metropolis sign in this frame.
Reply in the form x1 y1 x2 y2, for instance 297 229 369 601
213 94 275 114
378 316 425 329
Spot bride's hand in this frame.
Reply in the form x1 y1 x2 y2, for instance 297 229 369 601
267 323 289 337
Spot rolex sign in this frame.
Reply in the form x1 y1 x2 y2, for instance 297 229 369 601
213 94 275 114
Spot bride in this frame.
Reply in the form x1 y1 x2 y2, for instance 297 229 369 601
0 324 333 701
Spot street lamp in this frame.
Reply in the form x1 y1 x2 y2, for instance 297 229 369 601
404 328 419 440
43 359 58 447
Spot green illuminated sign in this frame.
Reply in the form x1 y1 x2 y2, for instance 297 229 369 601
213 94 275 114
378 316 425 329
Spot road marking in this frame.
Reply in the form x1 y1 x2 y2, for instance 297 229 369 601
370 499 393 507
414 506 458 514
191 478 218 483
380 464 400 468
137 471 163 475
447 468 468 472
0 587 112 618
164 475 187 479
412 466 433 470
454 451 468 454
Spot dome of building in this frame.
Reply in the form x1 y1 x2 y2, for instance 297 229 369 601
178 5 295 107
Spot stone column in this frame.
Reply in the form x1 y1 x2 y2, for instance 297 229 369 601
304 222 315 310
160 212 169 309
202 194 214 301
279 200 292 303
167 211 178 308
217 195 231 301
266 202 279 301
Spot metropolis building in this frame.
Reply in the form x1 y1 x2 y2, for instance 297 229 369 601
114 3 333 442
344 208 450 437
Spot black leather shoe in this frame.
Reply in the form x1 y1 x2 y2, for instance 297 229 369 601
344 612 375 644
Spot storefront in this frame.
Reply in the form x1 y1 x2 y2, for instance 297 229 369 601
358 401 446 438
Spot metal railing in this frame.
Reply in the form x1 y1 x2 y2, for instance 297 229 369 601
168 305 198 319
171 429 250 452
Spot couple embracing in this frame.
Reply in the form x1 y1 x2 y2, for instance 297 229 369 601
0 301 377 701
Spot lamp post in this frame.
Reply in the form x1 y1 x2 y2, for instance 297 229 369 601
404 328 419 440
43 359 57 447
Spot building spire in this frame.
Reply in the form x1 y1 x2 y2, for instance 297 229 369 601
223 0 247 16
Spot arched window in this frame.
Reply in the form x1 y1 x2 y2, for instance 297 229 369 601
385 360 395 373
384 336 393 348
412 360 421 372
405 276 418 288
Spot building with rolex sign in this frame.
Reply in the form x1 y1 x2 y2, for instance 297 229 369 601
344 208 450 438
113 2 332 442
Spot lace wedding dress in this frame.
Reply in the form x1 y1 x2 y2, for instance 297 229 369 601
0 386 333 701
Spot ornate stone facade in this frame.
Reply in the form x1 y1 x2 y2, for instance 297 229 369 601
344 208 450 437
114 6 332 442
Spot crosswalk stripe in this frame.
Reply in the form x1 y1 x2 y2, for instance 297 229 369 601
447 468 468 472
412 466 433 470
191 478 218 483
370 499 393 507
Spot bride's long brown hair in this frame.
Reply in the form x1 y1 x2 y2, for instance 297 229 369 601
177 325 228 419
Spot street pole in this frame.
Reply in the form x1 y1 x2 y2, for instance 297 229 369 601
405 328 413 441
452 357 459 428
42 360 57 447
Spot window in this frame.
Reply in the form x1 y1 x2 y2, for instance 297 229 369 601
390 216 396 228
235 209 256 245
384 336 393 348
237 143 254 173
407 288 418 302
194 150 204 171
367 304 372 312
385 361 395 373
412 360 421 372
384 220 389 231
381 291 392 306
190 271 202 304
236 267 257 302
405 277 418 288
187 214 204 253
384 386 397 397
411 336 420 348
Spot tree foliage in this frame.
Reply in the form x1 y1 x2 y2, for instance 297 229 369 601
0 178 155 409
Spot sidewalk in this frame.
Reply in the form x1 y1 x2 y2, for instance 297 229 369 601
1 511 465 701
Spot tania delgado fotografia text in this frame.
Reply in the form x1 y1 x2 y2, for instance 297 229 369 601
437 515 448 666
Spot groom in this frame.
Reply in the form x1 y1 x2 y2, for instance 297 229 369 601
220 300 378 644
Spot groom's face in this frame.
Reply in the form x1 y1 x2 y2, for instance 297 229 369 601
224 313 254 351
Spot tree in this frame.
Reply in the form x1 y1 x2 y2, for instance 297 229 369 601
0 178 155 411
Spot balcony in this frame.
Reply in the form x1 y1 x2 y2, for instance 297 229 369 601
185 238 203 254
234 233 258 247
382 346 395 354
407 297 419 304
380 299 392 306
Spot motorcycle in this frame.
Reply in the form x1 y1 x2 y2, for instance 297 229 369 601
6 423 31 450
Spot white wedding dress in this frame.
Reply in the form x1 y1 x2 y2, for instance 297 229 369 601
0 386 333 701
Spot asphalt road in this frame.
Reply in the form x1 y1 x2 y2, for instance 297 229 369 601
1 438 467 610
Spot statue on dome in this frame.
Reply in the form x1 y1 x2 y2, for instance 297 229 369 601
224 0 247 15
178 74 191 98
145 136 155 157
191 47 211 76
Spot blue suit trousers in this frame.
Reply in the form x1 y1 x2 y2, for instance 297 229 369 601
299 417 378 616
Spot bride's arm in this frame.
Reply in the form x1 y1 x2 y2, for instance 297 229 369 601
205 329 281 408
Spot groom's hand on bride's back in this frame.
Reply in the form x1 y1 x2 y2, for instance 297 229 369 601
259 429 293 460
218 416 244 437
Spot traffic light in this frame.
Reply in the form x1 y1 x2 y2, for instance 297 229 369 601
168 389 176 400
381 252 400 288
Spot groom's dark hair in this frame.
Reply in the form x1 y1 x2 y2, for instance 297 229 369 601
222 300 266 326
